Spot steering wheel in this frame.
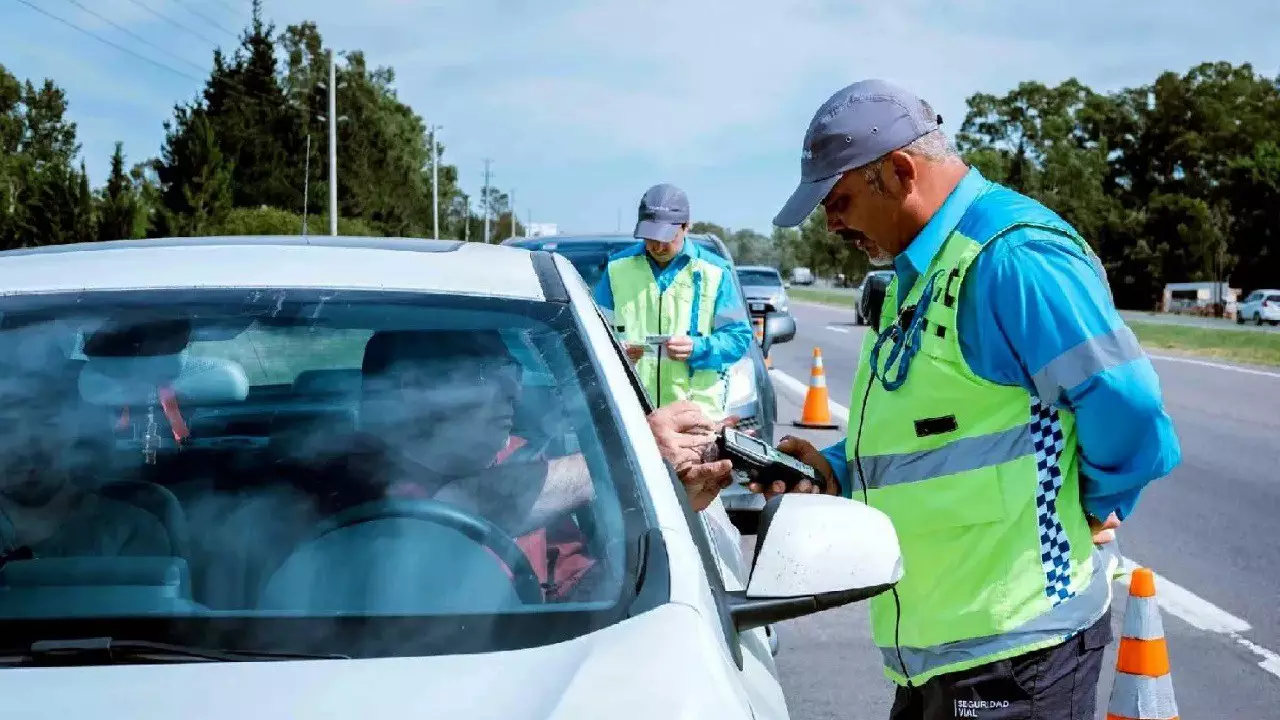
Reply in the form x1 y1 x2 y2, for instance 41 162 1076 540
309 497 545 605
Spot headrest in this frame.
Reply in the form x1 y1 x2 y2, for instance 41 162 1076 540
361 330 513 378
79 355 250 406
293 368 363 398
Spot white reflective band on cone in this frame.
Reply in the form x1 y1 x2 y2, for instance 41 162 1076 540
1108 672 1179 719
1121 596 1167 641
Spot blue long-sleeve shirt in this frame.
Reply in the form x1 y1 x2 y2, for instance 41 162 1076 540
821 168 1181 522
593 237 753 373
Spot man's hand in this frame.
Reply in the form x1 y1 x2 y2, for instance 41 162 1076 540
665 335 694 361
745 435 838 499
625 343 646 362
1089 512 1121 545
647 400 736 512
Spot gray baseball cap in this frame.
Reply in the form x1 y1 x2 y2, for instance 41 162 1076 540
634 183 691 242
773 79 943 228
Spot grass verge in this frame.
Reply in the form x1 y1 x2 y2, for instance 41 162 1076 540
1130 322 1280 367
789 287 856 307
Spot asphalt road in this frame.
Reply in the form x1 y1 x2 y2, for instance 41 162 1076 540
756 300 1280 720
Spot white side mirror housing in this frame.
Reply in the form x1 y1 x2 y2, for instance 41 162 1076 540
729 494 903 632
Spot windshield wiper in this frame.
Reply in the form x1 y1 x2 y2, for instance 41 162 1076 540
0 637 349 666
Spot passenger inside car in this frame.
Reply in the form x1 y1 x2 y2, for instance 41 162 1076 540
0 390 172 563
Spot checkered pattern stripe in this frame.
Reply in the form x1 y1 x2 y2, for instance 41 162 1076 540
1030 397 1075 605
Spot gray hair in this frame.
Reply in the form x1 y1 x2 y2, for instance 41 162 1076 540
860 129 960 192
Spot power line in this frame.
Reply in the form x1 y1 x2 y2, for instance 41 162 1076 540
59 0 208 75
210 0 244 15
15 0 306 116
170 0 238 39
12 0 202 83
121 0 222 48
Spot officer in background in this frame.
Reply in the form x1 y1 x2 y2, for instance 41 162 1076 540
754 79 1182 720
594 183 753 420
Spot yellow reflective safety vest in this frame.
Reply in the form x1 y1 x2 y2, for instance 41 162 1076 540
606 250 729 418
846 185 1117 686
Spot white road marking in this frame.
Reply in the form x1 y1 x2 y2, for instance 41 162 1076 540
1149 354 1280 379
825 325 850 334
770 368 849 424
770 367 1280 682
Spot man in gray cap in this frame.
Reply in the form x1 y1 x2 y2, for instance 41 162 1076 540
594 183 752 419
749 79 1181 720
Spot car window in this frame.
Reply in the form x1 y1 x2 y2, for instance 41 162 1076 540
1267 294 1280 303
0 288 649 659
736 269 783 287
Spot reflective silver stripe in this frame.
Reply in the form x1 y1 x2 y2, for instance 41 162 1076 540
1031 326 1145 405
880 545 1115 679
862 424 1033 489
1108 672 1179 719
1121 596 1166 641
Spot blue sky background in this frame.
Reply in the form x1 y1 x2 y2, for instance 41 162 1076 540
3 0 1278 236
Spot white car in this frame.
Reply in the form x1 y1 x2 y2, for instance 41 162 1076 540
0 236 903 720
1236 288 1280 326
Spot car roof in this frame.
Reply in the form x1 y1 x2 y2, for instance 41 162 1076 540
736 265 780 274
0 236 556 301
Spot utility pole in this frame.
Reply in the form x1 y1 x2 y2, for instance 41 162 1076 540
462 193 469 242
482 159 492 244
429 124 441 240
526 209 531 238
302 133 311 236
509 188 516 240
327 50 338 236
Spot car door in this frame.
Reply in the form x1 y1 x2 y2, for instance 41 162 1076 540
587 295 790 720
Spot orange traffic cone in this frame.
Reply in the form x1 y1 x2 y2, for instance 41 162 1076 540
795 347 838 429
1106 567 1180 720
752 316 774 369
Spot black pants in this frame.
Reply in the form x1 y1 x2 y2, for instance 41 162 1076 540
889 610 1113 720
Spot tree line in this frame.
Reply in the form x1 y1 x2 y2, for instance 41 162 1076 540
0 1 521 251
703 61 1279 309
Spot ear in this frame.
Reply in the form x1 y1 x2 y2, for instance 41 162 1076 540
886 150 919 199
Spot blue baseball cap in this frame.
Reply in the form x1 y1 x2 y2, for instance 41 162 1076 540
773 79 943 228
634 183 691 242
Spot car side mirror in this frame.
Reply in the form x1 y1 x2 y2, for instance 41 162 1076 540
862 279 888 332
728 494 902 632
760 311 796 355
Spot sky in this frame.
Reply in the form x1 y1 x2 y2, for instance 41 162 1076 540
3 0 1279 236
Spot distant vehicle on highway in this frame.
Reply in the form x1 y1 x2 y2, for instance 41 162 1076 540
736 265 791 317
1237 288 1280 326
789 267 814 285
853 270 894 327
0 235 902 720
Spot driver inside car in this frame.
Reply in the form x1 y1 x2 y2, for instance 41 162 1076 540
355 329 600 602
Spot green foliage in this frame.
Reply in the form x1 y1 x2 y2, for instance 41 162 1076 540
0 4 517 251
214 206 379 237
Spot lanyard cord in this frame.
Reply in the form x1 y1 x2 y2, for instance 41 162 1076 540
868 270 945 392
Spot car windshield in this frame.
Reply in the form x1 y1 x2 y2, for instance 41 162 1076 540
736 269 783 287
0 288 646 659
